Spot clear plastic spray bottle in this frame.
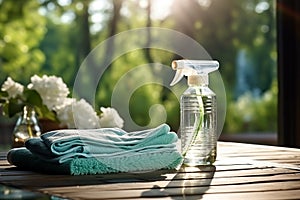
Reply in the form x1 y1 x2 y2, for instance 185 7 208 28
170 60 219 166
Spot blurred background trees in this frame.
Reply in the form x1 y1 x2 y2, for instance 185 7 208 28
0 0 277 134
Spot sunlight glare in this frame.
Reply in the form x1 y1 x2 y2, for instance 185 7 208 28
255 1 269 13
89 0 112 13
61 11 75 24
151 0 174 20
197 0 212 8
57 0 71 7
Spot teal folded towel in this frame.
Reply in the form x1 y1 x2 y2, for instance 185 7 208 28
7 124 183 175
7 147 182 175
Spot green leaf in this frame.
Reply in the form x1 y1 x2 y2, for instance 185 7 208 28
0 91 8 98
35 105 58 122
0 91 9 105
1 103 9 116
23 89 43 107
7 98 24 117
0 99 7 104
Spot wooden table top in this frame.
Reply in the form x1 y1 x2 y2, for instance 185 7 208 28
1 141 300 200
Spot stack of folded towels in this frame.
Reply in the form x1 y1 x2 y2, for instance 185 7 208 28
7 124 182 175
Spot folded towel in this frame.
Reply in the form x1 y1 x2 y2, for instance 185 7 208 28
7 147 182 175
7 148 71 174
7 124 183 175
25 124 178 163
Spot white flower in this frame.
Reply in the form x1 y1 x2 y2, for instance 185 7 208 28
1 77 24 98
56 98 101 129
55 98 76 128
99 107 124 128
54 97 75 111
27 75 69 110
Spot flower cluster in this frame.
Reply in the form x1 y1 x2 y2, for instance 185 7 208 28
0 75 124 129
28 75 70 111
1 77 24 98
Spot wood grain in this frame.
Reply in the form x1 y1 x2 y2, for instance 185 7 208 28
1 142 300 199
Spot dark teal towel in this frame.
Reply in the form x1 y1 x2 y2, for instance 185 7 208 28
7 148 71 174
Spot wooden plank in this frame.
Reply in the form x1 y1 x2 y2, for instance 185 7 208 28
2 167 298 199
141 189 300 200
218 142 300 152
2 164 300 198
1 142 300 200
3 174 300 200
35 180 300 200
1 161 299 188
0 159 10 167
1 166 298 187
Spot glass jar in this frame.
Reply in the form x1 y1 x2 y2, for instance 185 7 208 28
12 105 41 148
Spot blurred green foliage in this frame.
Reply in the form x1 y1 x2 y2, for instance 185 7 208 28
0 0 277 133
0 0 46 83
225 79 277 133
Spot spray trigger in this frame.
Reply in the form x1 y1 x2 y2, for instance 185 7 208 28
170 69 184 86
170 59 219 86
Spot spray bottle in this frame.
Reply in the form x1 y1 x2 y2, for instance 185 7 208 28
170 59 219 166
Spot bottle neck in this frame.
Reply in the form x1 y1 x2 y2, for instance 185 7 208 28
187 75 208 87
22 105 37 123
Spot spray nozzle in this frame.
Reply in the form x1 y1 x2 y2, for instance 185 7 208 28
170 60 219 86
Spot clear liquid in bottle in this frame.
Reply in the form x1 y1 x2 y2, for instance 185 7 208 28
180 85 217 166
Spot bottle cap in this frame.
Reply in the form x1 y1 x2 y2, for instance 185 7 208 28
188 75 208 86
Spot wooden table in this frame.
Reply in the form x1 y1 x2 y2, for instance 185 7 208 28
1 142 300 199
